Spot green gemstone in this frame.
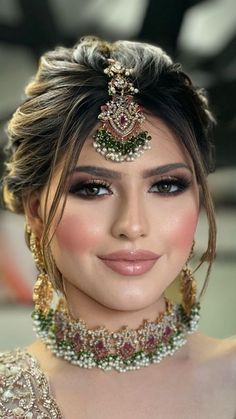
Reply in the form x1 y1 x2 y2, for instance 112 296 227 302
93 128 150 158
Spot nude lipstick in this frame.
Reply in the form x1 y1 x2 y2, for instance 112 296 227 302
98 250 160 276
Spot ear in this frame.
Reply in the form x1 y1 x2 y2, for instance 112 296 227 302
24 191 44 239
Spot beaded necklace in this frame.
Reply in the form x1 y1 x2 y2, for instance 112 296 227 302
32 298 200 373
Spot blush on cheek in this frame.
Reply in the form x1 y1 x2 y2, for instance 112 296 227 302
54 214 100 253
168 211 199 249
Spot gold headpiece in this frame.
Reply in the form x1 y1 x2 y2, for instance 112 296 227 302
93 59 151 162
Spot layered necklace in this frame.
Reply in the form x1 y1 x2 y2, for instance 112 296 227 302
32 297 200 373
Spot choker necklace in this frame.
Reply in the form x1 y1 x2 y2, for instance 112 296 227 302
32 298 200 373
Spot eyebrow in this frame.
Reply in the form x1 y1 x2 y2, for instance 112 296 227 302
71 163 192 179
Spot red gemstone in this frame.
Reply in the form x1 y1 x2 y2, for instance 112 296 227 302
147 335 155 344
119 342 135 359
73 332 83 352
163 326 172 343
120 114 127 125
94 340 109 359
145 334 157 351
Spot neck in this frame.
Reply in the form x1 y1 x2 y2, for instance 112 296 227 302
63 281 167 332
32 285 200 373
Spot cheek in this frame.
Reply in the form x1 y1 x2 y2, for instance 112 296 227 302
166 210 199 249
54 212 103 254
160 205 199 251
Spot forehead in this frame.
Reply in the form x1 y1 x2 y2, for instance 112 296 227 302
77 115 193 174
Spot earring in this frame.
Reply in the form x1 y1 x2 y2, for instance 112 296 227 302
27 224 53 315
180 241 197 315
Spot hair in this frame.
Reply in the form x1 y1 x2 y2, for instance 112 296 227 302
1 35 216 298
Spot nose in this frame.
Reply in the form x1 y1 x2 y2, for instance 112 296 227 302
111 193 149 241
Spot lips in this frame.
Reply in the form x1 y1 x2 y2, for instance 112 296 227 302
98 250 160 276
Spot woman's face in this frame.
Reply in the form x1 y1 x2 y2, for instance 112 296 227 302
38 115 200 312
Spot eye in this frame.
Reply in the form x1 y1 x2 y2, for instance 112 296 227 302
68 180 112 198
149 177 191 195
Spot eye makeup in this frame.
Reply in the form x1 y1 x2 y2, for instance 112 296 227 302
68 172 192 200
69 179 113 199
148 175 192 196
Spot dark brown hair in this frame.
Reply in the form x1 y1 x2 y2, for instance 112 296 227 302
1 36 216 297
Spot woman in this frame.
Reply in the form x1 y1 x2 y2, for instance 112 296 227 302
0 36 235 418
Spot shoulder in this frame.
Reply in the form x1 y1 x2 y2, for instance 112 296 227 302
0 349 32 416
185 334 236 416
0 348 63 418
188 332 236 381
0 347 30 365
0 349 31 380
188 332 236 359
220 336 236 377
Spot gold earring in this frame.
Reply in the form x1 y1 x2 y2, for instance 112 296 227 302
180 241 197 315
27 224 53 315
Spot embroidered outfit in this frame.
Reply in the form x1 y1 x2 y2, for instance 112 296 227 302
0 350 63 418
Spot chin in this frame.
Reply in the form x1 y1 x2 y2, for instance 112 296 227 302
95 290 162 312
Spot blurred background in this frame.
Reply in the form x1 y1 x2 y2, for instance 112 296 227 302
0 0 235 351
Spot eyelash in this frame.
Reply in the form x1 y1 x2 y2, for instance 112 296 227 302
69 180 112 199
68 177 191 199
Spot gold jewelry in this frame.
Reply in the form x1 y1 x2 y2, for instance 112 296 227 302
180 241 197 315
27 225 53 315
93 59 152 162
32 296 200 373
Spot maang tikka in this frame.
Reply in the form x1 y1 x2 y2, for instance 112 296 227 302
93 59 152 162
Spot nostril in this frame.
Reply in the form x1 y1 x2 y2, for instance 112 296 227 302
111 199 149 240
